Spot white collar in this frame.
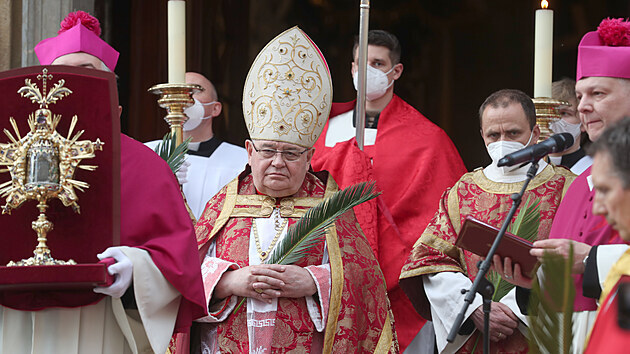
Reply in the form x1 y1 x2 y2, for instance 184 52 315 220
483 160 548 183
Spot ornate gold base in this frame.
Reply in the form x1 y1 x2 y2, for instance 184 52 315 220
6 200 75 266
148 83 202 146
533 97 569 142
6 250 76 266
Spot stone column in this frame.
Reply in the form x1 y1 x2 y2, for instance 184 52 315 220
0 0 19 71
21 0 95 67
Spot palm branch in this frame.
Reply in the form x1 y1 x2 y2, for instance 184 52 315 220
527 246 575 354
153 132 190 174
233 181 380 313
266 180 380 265
490 196 541 301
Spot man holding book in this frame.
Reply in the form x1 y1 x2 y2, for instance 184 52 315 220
399 89 575 353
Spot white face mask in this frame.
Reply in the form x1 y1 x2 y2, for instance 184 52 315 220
352 65 395 101
550 119 581 145
183 98 217 131
486 131 534 174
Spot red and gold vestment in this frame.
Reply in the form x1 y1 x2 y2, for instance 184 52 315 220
181 170 397 353
400 165 575 353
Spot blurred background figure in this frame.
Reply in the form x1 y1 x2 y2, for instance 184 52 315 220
548 77 591 174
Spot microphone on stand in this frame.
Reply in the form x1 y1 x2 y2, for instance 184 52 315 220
497 133 574 167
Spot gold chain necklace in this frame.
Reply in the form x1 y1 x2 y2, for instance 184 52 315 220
252 209 288 262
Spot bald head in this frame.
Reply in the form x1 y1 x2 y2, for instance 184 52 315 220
186 72 218 102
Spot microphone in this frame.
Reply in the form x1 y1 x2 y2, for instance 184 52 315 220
497 133 574 167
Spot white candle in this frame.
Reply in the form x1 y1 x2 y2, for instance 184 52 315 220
168 0 186 83
534 1 553 98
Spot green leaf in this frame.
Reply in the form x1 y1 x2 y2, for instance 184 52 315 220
153 132 190 174
491 196 542 301
266 181 380 266
234 180 381 315
527 246 575 354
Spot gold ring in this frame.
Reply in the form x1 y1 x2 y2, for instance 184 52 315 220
254 288 263 294
498 333 504 339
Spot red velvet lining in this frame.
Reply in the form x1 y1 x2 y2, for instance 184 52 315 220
0 65 120 309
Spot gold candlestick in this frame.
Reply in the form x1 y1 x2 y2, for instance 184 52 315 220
148 83 202 146
532 97 568 142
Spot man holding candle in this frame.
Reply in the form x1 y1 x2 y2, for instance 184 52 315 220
528 17 630 353
399 89 575 353
146 72 248 220
0 11 207 354
311 29 466 352
181 27 397 353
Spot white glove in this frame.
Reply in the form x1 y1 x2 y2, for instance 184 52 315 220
176 159 190 184
94 247 133 298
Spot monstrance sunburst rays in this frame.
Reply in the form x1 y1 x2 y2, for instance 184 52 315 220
0 68 103 266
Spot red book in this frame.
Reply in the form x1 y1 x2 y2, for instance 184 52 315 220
455 216 538 276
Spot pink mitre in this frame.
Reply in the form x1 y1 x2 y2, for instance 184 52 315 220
577 18 630 81
34 11 119 71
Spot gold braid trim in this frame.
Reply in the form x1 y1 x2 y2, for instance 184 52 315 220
471 164 556 194
209 178 239 240
322 223 343 353
400 264 465 279
375 312 394 352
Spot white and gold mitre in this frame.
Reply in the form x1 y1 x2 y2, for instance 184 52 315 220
242 26 332 148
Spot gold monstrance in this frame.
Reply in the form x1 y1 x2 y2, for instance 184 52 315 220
0 68 103 266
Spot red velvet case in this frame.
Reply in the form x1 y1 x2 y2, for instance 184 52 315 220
0 65 120 309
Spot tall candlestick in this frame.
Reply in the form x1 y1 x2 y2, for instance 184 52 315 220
168 0 186 83
534 0 553 98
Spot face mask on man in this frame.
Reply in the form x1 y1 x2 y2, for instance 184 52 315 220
550 119 581 145
183 98 217 131
486 131 534 175
352 65 395 101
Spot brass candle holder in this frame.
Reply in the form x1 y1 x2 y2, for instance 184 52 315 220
148 83 202 145
532 97 568 142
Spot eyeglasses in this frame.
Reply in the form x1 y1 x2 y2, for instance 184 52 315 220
250 141 309 161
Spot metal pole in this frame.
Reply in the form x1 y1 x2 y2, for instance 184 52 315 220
355 0 370 151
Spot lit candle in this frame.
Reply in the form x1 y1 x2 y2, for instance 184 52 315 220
534 0 553 98
168 0 186 83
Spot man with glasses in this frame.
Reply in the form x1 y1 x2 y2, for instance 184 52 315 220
179 27 397 353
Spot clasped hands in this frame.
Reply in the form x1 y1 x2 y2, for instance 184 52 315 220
214 264 317 304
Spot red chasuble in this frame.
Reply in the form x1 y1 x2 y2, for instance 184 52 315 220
399 165 575 353
191 170 397 353
311 95 467 349
120 134 207 332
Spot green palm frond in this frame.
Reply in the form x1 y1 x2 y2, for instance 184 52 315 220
153 132 190 174
528 247 575 354
508 195 542 242
491 196 542 301
234 180 381 314
266 181 380 265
